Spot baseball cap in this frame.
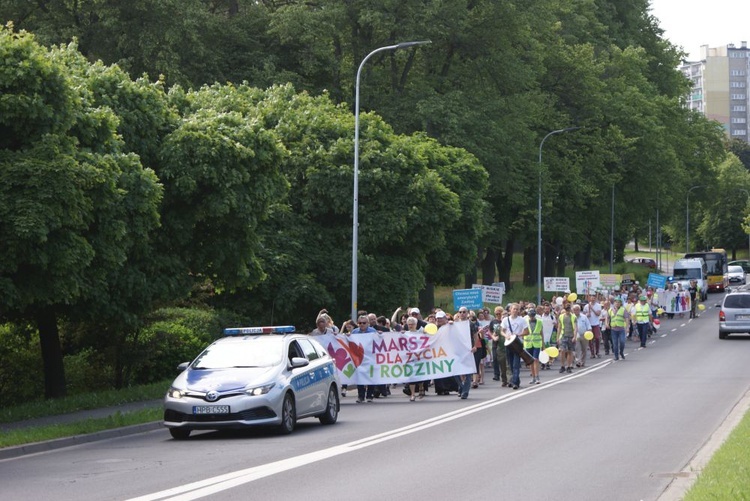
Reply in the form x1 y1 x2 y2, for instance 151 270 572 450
409 307 420 315
435 311 447 319
639 295 647 301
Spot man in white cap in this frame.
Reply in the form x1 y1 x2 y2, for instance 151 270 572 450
409 307 428 329
433 310 459 395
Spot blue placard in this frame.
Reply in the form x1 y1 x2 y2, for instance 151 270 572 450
647 273 668 289
453 288 484 309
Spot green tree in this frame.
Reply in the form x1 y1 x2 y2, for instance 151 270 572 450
0 29 163 398
698 154 750 258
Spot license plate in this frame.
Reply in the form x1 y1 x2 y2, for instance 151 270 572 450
736 315 750 320
193 405 230 415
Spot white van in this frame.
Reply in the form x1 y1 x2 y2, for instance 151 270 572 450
672 258 708 301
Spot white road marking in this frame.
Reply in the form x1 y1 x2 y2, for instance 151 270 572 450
127 362 612 501
661 334 667 338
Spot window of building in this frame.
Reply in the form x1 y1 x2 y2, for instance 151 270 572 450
733 105 747 112
731 94 747 100
732 117 747 124
732 129 747 136
731 81 747 88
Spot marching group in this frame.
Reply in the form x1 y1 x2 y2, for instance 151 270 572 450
309 280 701 402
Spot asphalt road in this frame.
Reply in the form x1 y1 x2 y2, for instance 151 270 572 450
1 298 748 501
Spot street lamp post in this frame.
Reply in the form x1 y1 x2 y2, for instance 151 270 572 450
537 126 580 305
352 40 431 321
686 185 703 254
610 184 615 273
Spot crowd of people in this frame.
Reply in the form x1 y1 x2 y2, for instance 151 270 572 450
309 280 701 402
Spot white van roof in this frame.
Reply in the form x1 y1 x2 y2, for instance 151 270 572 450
674 258 704 266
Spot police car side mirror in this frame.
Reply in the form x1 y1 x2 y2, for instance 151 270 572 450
290 357 309 369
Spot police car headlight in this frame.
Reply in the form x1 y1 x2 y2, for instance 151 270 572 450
245 383 275 396
168 387 185 399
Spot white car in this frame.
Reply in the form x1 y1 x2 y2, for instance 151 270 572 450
727 265 746 285
163 326 340 439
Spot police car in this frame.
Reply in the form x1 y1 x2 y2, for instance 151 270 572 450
163 326 340 439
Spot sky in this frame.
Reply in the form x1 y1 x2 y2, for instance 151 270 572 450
649 0 750 60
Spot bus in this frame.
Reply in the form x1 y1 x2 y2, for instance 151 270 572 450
684 249 728 292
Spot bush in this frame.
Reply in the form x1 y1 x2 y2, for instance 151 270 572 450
64 348 113 395
0 323 44 407
123 307 250 385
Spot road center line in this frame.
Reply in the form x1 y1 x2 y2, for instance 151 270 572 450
127 362 612 501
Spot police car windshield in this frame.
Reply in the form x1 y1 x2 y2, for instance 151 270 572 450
191 337 284 369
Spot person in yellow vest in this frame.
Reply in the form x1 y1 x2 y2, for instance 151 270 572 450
609 298 628 360
634 295 653 348
556 303 578 374
524 308 544 384
624 294 637 339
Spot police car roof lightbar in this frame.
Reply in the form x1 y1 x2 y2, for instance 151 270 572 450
223 325 296 336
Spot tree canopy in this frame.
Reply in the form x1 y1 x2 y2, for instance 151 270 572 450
0 1 741 399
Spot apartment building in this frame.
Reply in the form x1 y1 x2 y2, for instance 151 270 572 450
681 41 750 142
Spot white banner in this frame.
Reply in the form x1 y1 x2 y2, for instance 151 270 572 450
544 277 570 292
661 291 691 314
315 322 476 385
575 271 601 295
472 284 504 304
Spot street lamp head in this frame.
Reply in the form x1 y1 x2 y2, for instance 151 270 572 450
562 126 582 132
395 40 432 50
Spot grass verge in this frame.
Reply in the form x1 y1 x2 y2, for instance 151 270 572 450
0 408 162 448
684 408 750 499
0 380 169 424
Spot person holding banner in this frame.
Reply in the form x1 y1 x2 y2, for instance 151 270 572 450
352 315 378 403
434 311 460 396
310 314 335 336
501 304 529 389
405 316 428 401
454 307 478 399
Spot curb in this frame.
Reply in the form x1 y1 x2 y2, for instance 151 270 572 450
0 421 163 461
657 387 750 500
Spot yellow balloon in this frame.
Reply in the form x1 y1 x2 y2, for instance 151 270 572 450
424 323 438 335
657 308 664 316
584 331 594 340
568 292 578 302
698 304 706 311
545 346 559 358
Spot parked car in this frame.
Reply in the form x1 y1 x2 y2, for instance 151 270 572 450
627 257 657 268
727 265 746 285
163 326 340 439
719 291 750 339
729 260 750 273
